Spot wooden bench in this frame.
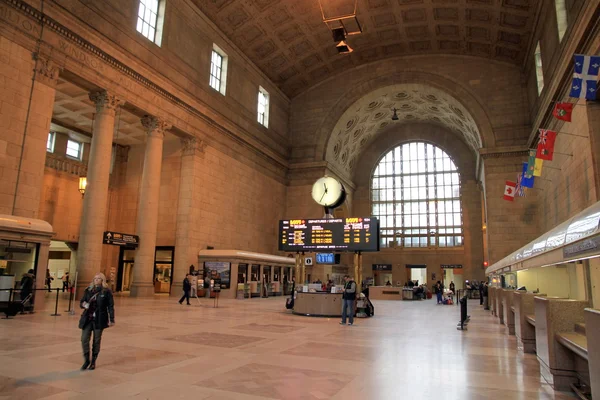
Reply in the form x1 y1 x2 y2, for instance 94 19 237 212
556 332 588 361
526 314 535 326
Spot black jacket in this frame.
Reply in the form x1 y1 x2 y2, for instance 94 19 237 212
20 273 35 296
79 286 115 329
342 280 356 300
183 278 191 292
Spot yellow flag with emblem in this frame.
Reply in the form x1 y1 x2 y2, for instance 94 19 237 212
533 158 543 177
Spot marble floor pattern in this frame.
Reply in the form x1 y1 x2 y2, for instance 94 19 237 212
0 294 576 399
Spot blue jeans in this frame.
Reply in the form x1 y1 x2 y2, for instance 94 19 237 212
341 299 354 324
436 292 443 304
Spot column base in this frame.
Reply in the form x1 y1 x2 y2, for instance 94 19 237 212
130 283 155 297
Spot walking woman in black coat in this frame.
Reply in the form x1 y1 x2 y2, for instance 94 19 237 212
79 272 115 370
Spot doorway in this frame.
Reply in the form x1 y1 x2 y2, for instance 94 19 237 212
117 248 136 292
154 247 174 294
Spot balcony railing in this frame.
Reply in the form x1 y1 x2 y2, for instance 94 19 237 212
45 153 87 176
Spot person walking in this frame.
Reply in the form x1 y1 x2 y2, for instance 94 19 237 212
62 271 70 292
20 269 35 302
179 274 191 305
340 275 356 326
46 269 54 292
79 272 115 370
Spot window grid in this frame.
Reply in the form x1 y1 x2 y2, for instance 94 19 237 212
535 42 544 95
66 139 83 160
371 142 463 248
257 88 269 128
210 50 223 92
47 132 55 153
136 0 159 42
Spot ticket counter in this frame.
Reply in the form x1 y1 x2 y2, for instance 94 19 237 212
198 250 295 299
369 286 403 300
293 292 343 317
0 215 54 311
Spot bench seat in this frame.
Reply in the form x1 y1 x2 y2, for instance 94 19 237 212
556 332 588 361
525 314 535 326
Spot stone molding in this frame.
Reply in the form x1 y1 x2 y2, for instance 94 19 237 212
180 137 207 157
88 90 122 113
479 146 529 160
33 54 61 87
141 115 171 139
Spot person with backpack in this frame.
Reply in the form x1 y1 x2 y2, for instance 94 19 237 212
340 275 356 326
79 273 115 370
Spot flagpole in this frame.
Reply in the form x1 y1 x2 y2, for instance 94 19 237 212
558 131 589 138
542 165 561 170
553 151 573 157
535 177 552 182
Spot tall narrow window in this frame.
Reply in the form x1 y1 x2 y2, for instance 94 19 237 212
66 139 83 160
137 0 161 44
257 87 270 128
555 0 568 42
47 132 55 153
371 142 463 248
210 44 228 95
535 42 544 95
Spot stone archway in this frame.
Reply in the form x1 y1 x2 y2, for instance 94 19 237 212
314 71 495 178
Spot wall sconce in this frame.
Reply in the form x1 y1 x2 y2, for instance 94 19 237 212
78 176 87 197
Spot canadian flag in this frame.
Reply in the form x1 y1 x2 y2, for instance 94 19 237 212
504 181 517 201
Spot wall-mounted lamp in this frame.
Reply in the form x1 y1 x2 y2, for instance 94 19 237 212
78 176 87 197
391 108 399 121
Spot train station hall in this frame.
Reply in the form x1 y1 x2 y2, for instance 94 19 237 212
1 0 600 398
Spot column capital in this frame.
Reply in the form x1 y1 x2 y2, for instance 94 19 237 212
33 55 61 88
89 90 123 113
141 115 171 139
181 137 207 157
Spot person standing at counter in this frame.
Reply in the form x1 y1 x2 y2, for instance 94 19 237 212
340 275 356 326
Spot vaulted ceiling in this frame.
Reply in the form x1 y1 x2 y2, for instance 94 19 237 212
195 0 539 98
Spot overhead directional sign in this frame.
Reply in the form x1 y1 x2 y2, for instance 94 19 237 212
103 231 139 247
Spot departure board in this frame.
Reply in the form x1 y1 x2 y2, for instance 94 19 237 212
278 217 379 252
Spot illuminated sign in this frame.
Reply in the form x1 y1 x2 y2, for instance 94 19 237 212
278 217 379 252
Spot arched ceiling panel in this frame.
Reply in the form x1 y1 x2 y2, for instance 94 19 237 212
194 0 539 97
325 83 482 175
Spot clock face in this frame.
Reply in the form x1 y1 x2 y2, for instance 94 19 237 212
311 176 344 207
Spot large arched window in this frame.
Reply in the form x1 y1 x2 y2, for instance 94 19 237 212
371 142 463 248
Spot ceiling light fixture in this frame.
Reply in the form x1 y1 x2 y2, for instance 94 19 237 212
391 108 399 121
336 40 353 54
318 0 362 55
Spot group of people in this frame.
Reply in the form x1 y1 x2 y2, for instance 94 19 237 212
44 269 71 292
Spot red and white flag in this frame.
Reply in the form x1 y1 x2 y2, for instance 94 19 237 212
504 181 517 201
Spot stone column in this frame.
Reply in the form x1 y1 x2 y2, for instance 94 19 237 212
76 91 122 294
172 137 206 296
130 116 170 297
11 56 60 218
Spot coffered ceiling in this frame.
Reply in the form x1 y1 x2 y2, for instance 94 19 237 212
194 0 539 97
52 78 176 146
326 83 482 175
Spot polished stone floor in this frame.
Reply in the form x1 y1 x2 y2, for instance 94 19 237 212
0 293 575 399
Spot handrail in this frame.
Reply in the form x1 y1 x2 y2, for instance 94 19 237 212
45 153 88 176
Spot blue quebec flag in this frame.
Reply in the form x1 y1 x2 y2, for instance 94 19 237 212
521 163 534 188
570 54 600 100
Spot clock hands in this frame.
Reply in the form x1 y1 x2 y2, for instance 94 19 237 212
319 183 328 203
